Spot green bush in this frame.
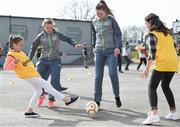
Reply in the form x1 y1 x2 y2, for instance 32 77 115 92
130 51 139 59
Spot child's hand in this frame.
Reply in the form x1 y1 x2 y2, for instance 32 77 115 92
63 53 68 56
14 57 20 64
93 48 96 53
114 48 120 56
140 60 152 79
140 67 149 79
75 43 83 49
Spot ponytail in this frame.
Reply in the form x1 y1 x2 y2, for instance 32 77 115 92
96 0 113 16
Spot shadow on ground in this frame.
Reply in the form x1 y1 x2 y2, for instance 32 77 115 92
35 96 180 126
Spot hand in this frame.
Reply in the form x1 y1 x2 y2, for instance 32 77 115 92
114 48 120 56
93 48 96 53
140 67 149 79
14 57 20 64
75 44 83 49
62 53 68 56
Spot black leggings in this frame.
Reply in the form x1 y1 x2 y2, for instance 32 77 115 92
148 70 176 110
137 58 147 70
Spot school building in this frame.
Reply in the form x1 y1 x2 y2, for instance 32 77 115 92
172 19 180 44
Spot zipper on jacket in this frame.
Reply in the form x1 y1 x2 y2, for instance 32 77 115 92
100 20 105 50
48 35 52 60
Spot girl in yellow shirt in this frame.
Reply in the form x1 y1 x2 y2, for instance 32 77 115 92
141 13 179 125
3 35 79 118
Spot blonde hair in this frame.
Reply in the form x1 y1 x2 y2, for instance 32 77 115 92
42 18 56 27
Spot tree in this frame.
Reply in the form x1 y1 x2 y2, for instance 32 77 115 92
122 26 147 44
59 0 96 21
122 29 129 43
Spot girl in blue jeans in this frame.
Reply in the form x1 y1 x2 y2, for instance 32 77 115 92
92 0 122 108
29 18 82 108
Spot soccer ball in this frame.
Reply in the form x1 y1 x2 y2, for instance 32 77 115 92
85 101 99 115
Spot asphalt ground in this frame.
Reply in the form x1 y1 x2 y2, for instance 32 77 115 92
0 64 180 127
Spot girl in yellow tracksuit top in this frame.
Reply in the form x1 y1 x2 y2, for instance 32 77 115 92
141 13 179 125
3 35 79 118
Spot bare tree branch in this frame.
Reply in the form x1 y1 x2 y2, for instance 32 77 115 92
57 0 96 21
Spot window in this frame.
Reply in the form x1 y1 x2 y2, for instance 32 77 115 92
66 27 81 42
11 25 28 40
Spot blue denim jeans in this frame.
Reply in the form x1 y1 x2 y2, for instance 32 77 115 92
36 58 62 101
94 49 120 102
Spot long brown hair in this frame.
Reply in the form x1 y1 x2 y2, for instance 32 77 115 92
96 0 113 16
9 35 23 49
145 13 171 36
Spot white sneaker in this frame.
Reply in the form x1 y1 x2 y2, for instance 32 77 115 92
142 115 160 125
165 112 179 120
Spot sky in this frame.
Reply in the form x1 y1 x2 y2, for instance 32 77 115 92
0 0 180 28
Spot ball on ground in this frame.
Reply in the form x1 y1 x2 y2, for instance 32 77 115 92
85 101 99 115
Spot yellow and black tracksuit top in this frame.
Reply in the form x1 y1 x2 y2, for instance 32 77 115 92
7 50 40 78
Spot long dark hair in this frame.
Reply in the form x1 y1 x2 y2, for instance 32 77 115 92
145 13 171 36
96 0 113 16
9 35 23 49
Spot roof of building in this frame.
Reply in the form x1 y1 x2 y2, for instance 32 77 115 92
0 15 92 23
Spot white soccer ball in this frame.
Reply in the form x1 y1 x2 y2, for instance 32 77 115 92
85 101 99 115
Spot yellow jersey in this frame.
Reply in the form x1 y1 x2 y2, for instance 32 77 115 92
150 31 179 72
7 50 40 78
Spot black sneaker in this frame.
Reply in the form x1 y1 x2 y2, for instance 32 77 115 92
65 96 79 106
85 65 89 69
95 101 101 107
60 87 68 92
24 112 40 118
125 68 129 71
115 97 122 108
119 70 124 73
